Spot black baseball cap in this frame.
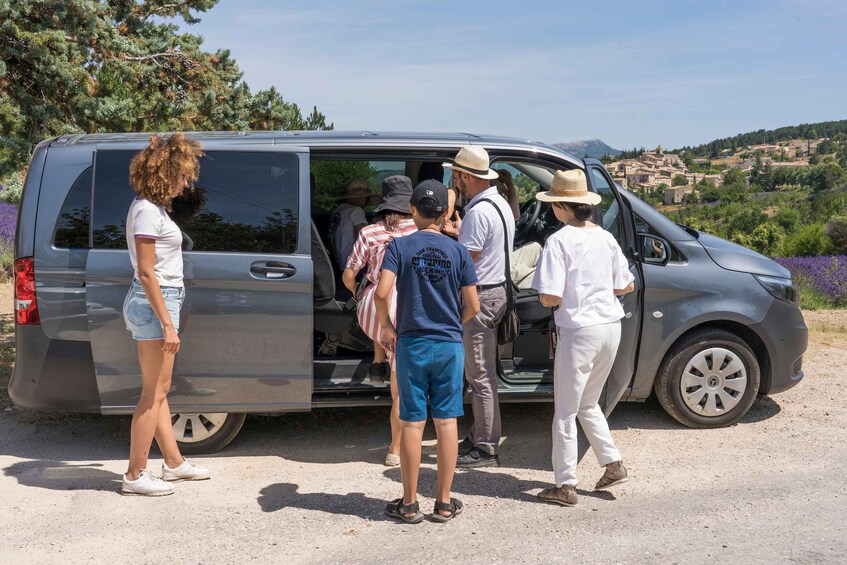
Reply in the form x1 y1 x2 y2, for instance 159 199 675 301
410 179 448 213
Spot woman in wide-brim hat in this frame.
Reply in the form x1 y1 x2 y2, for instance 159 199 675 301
342 175 418 467
531 168 635 507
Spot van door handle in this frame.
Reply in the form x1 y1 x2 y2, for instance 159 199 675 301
250 261 296 279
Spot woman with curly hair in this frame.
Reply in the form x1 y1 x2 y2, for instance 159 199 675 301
121 133 211 496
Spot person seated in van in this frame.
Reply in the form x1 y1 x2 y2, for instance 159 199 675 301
121 134 211 497
531 169 635 508
328 179 379 269
342 175 418 467
376 179 480 523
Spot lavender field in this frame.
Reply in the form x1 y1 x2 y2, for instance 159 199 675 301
776 256 847 309
0 202 16 279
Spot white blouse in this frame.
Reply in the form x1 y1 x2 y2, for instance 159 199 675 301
531 225 634 329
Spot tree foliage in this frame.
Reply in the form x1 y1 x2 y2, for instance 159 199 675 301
671 173 688 186
672 119 847 158
0 0 331 176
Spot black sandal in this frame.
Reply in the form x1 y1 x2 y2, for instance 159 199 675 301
369 362 388 383
430 497 463 523
385 498 425 524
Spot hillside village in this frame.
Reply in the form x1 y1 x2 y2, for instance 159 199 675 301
605 138 826 205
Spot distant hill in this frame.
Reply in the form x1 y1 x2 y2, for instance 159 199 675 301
554 139 621 159
674 119 847 157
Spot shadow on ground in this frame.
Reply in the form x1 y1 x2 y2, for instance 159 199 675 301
1 393 783 492
3 459 121 493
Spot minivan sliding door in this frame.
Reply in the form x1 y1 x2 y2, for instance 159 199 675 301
85 144 313 414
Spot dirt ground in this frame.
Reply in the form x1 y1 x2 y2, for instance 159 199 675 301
1 282 845 564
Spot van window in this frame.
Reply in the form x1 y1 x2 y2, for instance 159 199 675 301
589 167 626 249
54 167 92 249
92 151 300 254
311 159 405 212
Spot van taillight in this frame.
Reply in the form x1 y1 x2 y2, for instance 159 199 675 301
14 257 40 325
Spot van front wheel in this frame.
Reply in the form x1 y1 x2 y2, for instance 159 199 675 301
655 329 760 428
168 412 246 455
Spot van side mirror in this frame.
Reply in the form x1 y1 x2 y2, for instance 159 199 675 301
638 234 670 265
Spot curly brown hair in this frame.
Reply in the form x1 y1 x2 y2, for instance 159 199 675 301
129 133 204 209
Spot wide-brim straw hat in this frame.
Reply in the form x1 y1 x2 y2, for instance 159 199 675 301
373 175 414 214
337 179 380 205
535 169 602 205
443 146 499 180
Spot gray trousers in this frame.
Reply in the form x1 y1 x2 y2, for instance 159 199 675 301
463 285 507 455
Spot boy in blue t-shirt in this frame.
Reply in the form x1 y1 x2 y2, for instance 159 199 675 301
376 179 480 523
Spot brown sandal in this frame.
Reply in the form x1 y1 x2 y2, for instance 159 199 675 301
537 485 578 507
595 461 629 490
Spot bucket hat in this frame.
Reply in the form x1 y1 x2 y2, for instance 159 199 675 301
337 179 380 205
535 169 601 205
443 146 499 180
373 175 414 214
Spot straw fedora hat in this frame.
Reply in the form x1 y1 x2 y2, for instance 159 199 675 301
337 179 380 205
535 169 601 205
443 146 499 180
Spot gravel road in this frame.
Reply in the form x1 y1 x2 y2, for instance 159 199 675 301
1 281 845 564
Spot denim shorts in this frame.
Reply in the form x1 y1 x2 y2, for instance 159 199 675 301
395 336 465 422
123 279 184 341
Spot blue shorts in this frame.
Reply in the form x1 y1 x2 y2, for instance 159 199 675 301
395 336 465 422
123 279 184 340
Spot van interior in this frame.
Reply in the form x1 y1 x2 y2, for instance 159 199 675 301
308 152 563 396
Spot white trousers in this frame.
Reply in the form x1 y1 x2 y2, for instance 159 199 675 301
552 321 622 487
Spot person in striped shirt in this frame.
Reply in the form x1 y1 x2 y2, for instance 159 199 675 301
342 175 417 467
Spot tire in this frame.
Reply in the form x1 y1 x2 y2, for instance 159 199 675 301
655 328 760 428
166 412 246 455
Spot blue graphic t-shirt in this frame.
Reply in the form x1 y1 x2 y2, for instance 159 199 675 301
381 231 478 342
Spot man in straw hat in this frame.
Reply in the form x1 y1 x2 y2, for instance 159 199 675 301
328 179 379 269
531 169 634 507
444 146 515 468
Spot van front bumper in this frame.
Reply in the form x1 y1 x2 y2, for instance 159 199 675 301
750 298 808 395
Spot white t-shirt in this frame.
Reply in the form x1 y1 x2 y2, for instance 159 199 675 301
532 225 634 329
458 187 515 285
126 198 184 288
329 203 367 267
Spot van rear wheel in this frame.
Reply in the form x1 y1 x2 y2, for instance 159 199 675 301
168 412 246 455
655 328 760 428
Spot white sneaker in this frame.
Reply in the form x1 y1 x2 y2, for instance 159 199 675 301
122 470 174 496
161 459 211 482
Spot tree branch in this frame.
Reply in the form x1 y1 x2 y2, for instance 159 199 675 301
123 52 180 62
142 4 181 22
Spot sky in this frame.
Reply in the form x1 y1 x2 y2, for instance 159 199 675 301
179 0 847 150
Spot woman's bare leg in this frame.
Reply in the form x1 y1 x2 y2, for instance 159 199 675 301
388 370 402 455
127 341 173 479
373 341 386 364
155 396 185 470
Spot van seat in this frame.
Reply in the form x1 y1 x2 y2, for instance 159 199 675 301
311 220 336 306
515 289 551 326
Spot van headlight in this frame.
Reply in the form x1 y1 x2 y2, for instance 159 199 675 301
754 275 800 306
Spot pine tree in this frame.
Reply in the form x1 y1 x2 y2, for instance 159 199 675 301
0 0 330 175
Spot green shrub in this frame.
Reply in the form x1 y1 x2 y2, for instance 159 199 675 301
781 223 834 257
0 171 24 205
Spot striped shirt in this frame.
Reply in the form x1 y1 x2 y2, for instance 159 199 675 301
346 218 417 284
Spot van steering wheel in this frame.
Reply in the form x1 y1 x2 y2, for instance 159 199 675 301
514 197 544 244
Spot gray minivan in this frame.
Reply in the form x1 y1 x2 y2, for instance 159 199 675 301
10 131 808 453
